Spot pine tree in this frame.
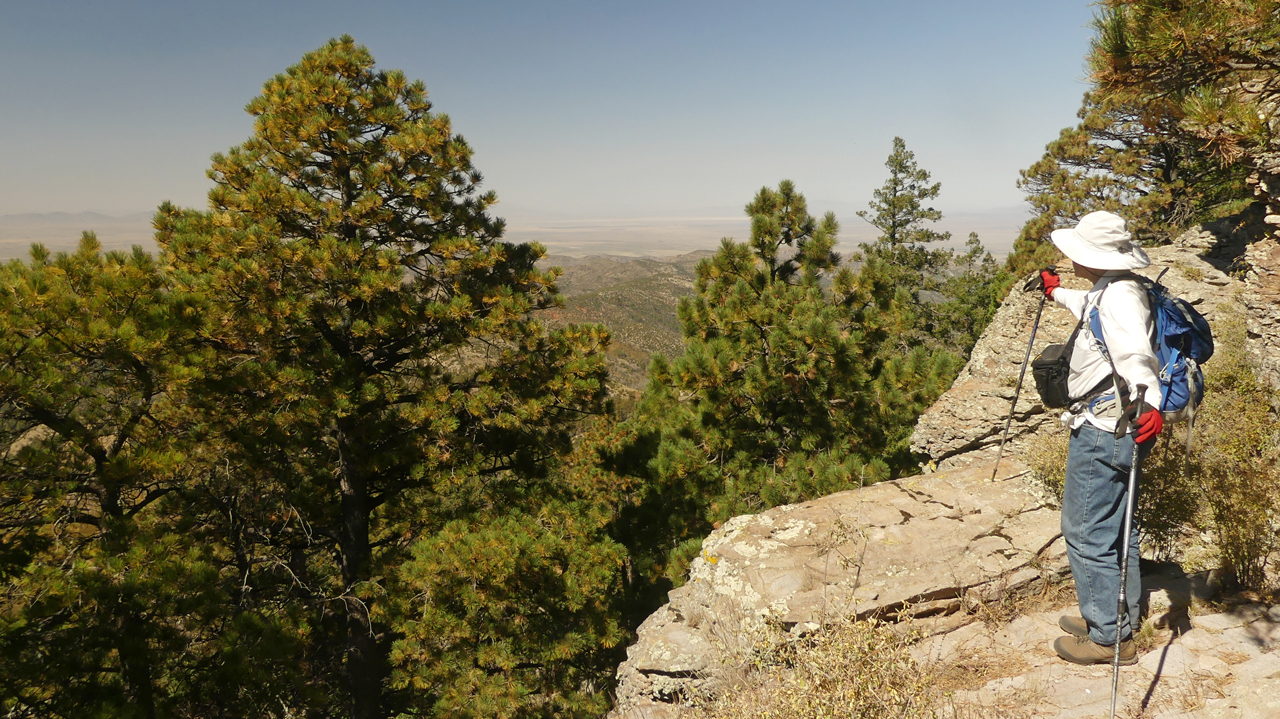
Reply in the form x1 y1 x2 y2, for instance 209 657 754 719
1005 1 1269 277
856 138 1006 358
856 138 962 352
603 182 948 590
158 37 616 719
1089 0 1280 164
649 182 881 513
931 233 1006 361
857 137 952 291
0 236 301 717
1008 90 1249 277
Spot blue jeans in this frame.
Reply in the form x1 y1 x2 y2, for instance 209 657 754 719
1062 423 1151 645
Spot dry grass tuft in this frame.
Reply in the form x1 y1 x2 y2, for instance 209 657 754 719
1023 428 1069 502
931 651 1030 696
1173 260 1204 282
938 685 1044 719
691 619 942 719
962 571 1076 632
1132 615 1163 654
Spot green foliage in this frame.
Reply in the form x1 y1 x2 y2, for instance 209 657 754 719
0 236 303 718
857 138 1010 358
389 508 625 719
0 37 624 719
152 36 616 719
1008 91 1250 278
1090 1 1280 160
931 232 1009 358
1006 0 1275 277
567 152 1009 609
856 137 952 305
857 137 950 252
1008 0 1279 276
1130 440 1202 561
643 184 888 519
592 177 987 598
1190 301 1279 589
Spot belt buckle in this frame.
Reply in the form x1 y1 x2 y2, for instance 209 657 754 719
1089 394 1122 419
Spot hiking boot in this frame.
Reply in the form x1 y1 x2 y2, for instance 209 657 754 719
1053 634 1137 666
1058 615 1087 638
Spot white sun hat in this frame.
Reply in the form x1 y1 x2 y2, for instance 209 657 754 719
1050 211 1150 271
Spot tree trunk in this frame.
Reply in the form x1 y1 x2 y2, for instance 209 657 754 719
337 429 383 719
99 477 157 719
117 615 158 719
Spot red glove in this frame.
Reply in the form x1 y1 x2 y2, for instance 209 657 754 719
1135 408 1163 444
1039 268 1061 299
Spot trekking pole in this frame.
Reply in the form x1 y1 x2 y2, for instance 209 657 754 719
990 271 1051 482
1110 384 1149 719
1183 363 1199 484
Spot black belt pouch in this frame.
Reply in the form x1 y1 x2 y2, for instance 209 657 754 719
1031 316 1085 409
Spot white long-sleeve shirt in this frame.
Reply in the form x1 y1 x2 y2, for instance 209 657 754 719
1051 272 1162 433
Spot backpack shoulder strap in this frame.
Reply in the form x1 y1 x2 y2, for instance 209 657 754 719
1065 311 1087 346
1097 273 1158 345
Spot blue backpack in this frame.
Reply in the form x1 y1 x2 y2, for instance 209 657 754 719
1088 272 1214 421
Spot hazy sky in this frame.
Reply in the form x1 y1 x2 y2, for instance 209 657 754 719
1 1 1098 250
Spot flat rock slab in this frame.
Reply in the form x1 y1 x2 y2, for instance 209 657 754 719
927 604 1280 719
1139 643 1200 676
609 459 1067 718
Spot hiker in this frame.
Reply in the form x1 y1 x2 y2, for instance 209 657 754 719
1035 211 1163 666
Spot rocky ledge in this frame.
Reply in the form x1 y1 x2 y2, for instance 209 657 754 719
611 461 1280 719
915 594 1280 718
610 459 1066 718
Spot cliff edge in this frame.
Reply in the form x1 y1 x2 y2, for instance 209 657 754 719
609 211 1280 719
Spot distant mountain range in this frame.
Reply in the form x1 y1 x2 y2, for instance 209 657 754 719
0 211 157 258
2 204 1029 261
0 211 153 224
501 204 1028 258
2 209 1025 400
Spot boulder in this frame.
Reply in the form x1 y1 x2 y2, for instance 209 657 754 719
609 459 1069 716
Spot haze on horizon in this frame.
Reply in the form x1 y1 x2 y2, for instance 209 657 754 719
1 1 1098 257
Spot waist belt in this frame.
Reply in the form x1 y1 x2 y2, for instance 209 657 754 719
1068 374 1127 417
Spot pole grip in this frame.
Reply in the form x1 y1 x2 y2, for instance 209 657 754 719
1129 383 1149 436
1116 383 1150 438
1022 266 1058 293
1132 383 1149 416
